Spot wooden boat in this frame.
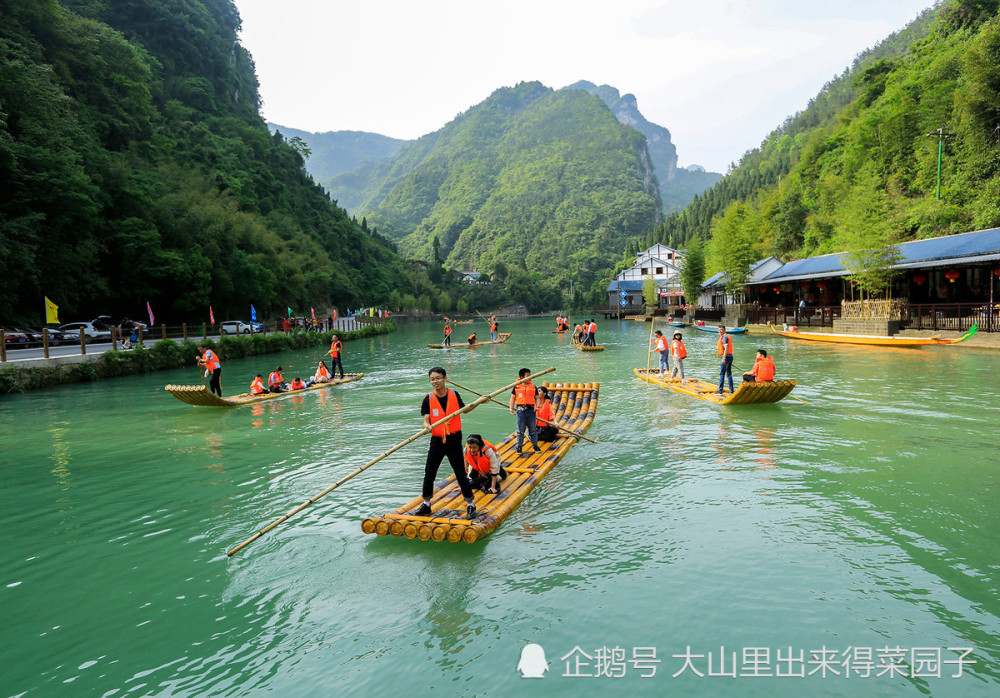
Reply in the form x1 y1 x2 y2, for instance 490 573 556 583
165 373 364 406
362 381 599 543
769 322 978 346
693 321 747 334
427 332 511 349
634 368 796 405
572 336 605 351
667 321 686 328
551 329 568 333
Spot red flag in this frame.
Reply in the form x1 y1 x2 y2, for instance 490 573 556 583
209 306 215 325
311 307 316 322
147 301 155 326
333 309 338 323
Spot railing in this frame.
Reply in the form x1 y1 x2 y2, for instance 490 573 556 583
693 308 725 322
747 306 841 327
901 303 996 333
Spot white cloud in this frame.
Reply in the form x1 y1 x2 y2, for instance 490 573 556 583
233 0 935 172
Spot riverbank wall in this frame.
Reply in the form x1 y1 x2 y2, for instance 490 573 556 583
0 322 394 394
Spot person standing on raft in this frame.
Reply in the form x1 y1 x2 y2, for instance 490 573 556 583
416 366 477 520
443 322 452 347
197 345 222 397
717 325 734 395
328 334 345 379
509 367 542 456
650 330 669 375
670 331 687 382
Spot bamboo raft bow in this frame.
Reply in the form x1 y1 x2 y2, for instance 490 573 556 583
633 368 796 405
572 335 605 352
768 322 978 346
362 380 598 544
165 373 364 406
227 368 556 556
427 332 511 349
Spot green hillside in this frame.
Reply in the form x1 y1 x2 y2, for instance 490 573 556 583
0 0 410 324
267 123 410 186
338 81 661 294
624 2 1000 276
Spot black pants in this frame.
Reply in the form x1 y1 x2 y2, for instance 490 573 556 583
538 425 559 442
209 368 222 396
423 432 473 500
330 356 344 377
444 335 451 346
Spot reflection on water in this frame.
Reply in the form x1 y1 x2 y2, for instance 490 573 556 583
0 318 998 695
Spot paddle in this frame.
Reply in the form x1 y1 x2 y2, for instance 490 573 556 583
445 378 603 445
226 367 556 557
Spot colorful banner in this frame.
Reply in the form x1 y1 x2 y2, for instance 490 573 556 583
310 307 316 322
147 302 155 326
333 309 338 323
209 306 215 325
44 297 59 324
287 307 293 318
251 305 257 323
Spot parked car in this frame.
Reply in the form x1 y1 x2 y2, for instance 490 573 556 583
1 327 30 347
11 327 44 347
29 326 74 346
220 320 263 335
93 315 148 333
58 322 113 343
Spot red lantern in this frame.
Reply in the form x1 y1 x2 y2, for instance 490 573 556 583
800 282 810 290
912 273 927 285
816 281 826 291
945 270 960 283
772 286 780 293
993 268 1000 277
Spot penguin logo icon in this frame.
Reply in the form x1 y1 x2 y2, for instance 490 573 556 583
516 643 549 678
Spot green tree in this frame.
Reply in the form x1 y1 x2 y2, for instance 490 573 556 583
680 237 707 304
642 277 659 310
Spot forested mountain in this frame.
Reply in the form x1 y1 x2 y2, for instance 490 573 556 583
332 81 662 295
623 1 1000 280
0 0 412 324
267 123 410 189
565 80 723 212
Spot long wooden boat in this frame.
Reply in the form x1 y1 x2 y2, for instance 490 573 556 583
634 368 796 405
693 321 748 334
165 373 364 406
427 332 511 349
362 381 599 543
572 336 605 351
768 322 978 346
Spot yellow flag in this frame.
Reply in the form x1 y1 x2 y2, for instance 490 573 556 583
45 297 59 324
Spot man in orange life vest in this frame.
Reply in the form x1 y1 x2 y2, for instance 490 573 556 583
197 345 222 397
717 325 734 395
743 349 776 382
443 322 452 347
416 366 477 520
490 319 498 343
650 330 669 374
328 334 345 378
509 367 542 456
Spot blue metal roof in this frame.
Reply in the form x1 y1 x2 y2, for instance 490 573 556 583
607 280 646 292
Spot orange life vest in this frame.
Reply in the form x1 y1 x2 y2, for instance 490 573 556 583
268 371 283 387
574 324 583 334
428 389 461 439
468 334 476 343
754 357 776 381
444 325 451 336
491 322 497 332
653 336 667 353
717 334 732 356
329 340 342 358
291 378 306 390
536 400 553 427
250 377 266 394
464 439 498 475
514 382 537 406
202 349 220 372
672 339 687 359
589 322 596 333
317 364 330 380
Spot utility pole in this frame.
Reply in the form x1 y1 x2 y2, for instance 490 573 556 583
925 126 956 199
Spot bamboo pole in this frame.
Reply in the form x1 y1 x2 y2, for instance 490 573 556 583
646 313 656 372
227 367 556 557
445 377 602 445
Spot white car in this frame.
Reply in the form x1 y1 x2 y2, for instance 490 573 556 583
58 322 113 343
220 320 261 335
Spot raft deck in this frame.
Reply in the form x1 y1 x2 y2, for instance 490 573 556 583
427 332 511 349
572 336 605 352
634 368 795 405
165 373 364 406
362 381 599 543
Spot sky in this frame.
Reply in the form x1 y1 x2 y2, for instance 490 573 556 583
232 0 936 174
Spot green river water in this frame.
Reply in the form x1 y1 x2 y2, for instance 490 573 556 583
1 317 998 697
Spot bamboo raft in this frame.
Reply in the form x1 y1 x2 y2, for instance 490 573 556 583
572 336 605 352
362 381 599 543
427 332 511 349
769 322 978 346
165 373 364 406
634 368 796 405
